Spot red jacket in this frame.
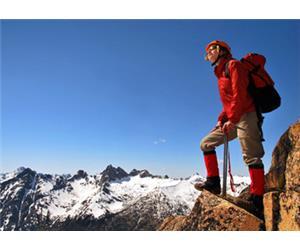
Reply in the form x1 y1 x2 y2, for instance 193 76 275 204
215 57 256 124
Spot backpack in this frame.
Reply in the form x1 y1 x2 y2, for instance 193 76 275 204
225 53 281 114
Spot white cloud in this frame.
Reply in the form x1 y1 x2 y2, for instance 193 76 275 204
153 138 167 145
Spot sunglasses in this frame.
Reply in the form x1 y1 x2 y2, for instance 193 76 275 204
206 45 219 54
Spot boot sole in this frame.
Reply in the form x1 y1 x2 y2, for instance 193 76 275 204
194 185 221 195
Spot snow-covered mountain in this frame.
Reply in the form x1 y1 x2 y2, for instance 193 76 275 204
0 165 250 231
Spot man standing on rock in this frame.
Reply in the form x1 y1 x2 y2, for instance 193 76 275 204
194 40 265 214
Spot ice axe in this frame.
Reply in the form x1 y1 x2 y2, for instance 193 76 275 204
221 124 245 197
222 134 228 197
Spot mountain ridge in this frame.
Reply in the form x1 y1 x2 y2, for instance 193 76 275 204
0 165 250 230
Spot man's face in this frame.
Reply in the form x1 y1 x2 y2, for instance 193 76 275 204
206 45 219 63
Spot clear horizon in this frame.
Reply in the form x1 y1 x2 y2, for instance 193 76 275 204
1 20 300 178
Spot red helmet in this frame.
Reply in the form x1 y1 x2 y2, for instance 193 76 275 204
205 40 231 53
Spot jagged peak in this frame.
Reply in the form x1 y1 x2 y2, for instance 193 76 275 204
100 165 128 182
128 169 168 179
129 169 152 178
69 170 88 182
16 167 36 177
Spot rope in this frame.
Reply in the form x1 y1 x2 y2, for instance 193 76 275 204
227 143 236 192
225 133 236 193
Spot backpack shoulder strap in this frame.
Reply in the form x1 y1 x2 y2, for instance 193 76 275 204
224 59 236 78
225 61 230 78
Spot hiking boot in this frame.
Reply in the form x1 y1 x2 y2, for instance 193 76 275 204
232 194 264 220
194 176 221 195
251 194 264 215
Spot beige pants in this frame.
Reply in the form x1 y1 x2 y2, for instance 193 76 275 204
200 112 264 165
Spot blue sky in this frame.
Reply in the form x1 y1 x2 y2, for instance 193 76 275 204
1 20 299 177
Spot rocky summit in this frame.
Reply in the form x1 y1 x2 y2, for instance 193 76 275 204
159 120 300 231
263 120 300 231
159 190 264 231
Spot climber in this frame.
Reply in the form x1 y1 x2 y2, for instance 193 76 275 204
194 40 265 215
